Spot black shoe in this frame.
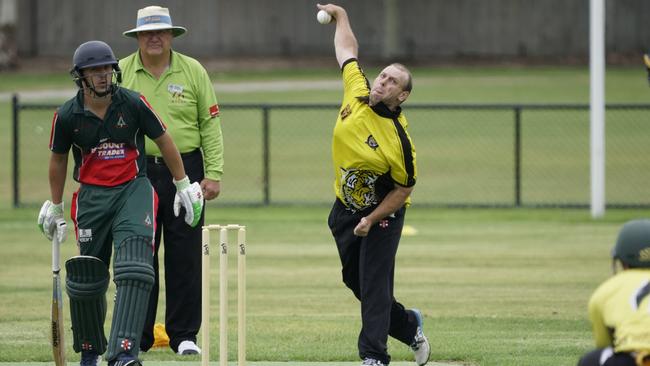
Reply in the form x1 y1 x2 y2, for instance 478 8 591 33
80 351 101 366
107 353 142 366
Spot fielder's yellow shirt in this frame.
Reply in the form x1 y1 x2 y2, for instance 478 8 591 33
588 269 650 352
119 50 223 181
332 59 417 211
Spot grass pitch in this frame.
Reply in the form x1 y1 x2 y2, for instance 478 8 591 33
1 206 649 366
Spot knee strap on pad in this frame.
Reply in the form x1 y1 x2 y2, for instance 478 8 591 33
106 236 155 361
66 255 110 354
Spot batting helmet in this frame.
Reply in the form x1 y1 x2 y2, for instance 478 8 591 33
70 40 122 89
612 219 650 269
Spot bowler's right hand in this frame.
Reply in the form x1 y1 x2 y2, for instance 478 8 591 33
317 3 344 19
38 200 67 243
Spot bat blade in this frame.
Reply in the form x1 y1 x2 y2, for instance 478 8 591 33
51 229 66 366
51 272 65 366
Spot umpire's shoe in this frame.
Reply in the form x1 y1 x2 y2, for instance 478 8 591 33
178 340 201 355
107 353 142 366
410 309 431 366
80 351 101 366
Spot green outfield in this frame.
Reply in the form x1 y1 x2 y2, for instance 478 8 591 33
0 65 649 365
1 65 647 103
3 66 650 208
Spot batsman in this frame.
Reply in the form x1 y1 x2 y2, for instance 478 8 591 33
37 40 204 366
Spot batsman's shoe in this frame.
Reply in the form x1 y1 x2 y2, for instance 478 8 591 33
410 308 431 366
107 353 142 366
362 358 386 366
80 351 101 366
177 340 201 355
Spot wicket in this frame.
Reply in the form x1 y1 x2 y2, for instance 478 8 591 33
201 224 246 366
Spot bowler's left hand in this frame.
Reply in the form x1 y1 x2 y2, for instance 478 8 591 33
201 178 221 200
353 216 372 237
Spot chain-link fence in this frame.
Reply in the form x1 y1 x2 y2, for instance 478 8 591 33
11 95 650 208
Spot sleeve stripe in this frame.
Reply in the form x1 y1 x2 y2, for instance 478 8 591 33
49 111 58 150
139 95 167 130
390 117 416 187
340 58 358 71
358 64 370 92
342 58 371 92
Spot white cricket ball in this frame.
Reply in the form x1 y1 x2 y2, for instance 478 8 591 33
317 10 332 24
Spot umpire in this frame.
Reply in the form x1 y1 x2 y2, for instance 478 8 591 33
318 3 430 366
119 6 223 355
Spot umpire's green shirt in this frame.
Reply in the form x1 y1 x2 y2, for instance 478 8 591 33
119 50 224 181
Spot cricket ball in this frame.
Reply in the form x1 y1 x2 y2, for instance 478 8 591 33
317 10 332 24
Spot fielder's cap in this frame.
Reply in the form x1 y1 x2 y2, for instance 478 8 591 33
123 6 186 38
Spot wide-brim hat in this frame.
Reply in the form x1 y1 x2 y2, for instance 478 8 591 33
123 6 187 38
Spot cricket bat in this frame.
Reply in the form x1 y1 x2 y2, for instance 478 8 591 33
51 225 66 366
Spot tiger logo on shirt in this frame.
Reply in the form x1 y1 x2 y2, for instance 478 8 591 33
340 167 379 211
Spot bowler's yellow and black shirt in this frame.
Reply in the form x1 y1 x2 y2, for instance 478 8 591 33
588 269 650 352
332 59 417 211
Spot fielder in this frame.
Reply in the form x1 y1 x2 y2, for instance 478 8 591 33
578 219 650 366
318 3 430 366
38 40 203 366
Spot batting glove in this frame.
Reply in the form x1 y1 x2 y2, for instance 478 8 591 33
38 200 68 243
173 176 204 227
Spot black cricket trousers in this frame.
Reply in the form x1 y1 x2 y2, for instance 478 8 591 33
578 348 638 366
140 150 205 353
328 199 418 365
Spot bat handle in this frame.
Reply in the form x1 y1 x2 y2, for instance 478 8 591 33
51 222 66 273
52 235 60 273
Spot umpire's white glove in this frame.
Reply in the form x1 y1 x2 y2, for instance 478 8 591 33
173 176 204 227
38 200 68 243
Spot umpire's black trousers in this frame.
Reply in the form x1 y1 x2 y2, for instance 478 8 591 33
328 199 418 365
140 150 205 353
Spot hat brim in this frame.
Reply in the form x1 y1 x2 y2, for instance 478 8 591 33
123 24 186 38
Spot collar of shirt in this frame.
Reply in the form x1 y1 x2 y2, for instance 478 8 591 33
134 49 182 75
71 89 126 115
370 101 402 120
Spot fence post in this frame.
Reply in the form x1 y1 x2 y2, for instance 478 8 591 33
514 106 522 207
262 106 270 205
12 94 20 208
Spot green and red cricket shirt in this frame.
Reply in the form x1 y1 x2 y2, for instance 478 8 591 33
49 87 167 186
